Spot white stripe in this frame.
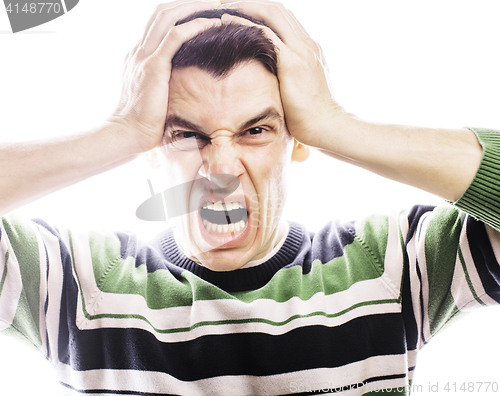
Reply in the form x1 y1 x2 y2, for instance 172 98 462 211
90 276 398 324
453 223 498 307
401 210 425 350
67 228 104 329
77 277 400 342
67 228 401 338
31 221 49 356
412 211 433 343
352 213 403 300
39 225 66 364
79 298 401 343
372 210 403 304
451 254 483 311
0 225 24 330
380 211 406 296
56 351 418 396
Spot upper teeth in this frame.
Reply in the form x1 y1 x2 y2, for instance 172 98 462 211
203 201 244 211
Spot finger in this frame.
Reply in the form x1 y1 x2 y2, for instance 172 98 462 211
286 9 324 57
220 13 302 74
141 0 220 43
224 0 309 37
153 18 222 64
221 13 285 50
141 0 221 57
220 0 309 49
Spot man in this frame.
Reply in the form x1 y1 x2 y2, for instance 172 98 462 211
0 1 499 395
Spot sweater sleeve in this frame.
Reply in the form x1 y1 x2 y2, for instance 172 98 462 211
0 215 51 352
453 127 500 232
402 128 500 345
0 215 83 365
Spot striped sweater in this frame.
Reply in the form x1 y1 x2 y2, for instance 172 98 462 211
1 128 500 395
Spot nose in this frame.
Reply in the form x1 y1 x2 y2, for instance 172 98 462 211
198 137 245 183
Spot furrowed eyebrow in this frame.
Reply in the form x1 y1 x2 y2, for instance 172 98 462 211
164 115 206 135
164 107 284 136
239 108 284 131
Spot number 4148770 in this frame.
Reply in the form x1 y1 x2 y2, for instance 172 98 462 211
444 382 499 393
5 3 63 14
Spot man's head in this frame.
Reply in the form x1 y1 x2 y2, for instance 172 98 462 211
153 9 309 271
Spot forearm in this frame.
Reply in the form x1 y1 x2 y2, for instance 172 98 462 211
0 3 225 218
0 121 140 216
219 2 484 202
314 114 483 202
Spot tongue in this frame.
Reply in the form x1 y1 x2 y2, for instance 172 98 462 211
200 208 248 225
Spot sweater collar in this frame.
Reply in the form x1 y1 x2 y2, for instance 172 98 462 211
159 222 304 292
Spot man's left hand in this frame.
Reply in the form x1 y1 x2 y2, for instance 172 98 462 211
219 0 345 149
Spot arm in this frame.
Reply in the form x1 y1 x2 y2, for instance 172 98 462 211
220 1 483 202
0 0 222 217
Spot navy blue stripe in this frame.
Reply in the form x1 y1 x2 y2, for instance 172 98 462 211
43 238 51 361
401 253 418 350
415 260 427 345
32 219 81 363
60 381 178 395
406 205 435 242
290 372 408 395
61 313 406 381
155 221 356 292
466 216 500 303
402 206 433 349
157 222 307 292
309 220 356 272
118 231 168 273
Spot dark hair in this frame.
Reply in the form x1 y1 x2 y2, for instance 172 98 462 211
172 9 278 79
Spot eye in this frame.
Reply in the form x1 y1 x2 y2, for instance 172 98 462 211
167 131 210 151
246 127 264 135
176 131 199 139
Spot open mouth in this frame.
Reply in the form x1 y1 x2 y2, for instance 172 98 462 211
200 201 248 234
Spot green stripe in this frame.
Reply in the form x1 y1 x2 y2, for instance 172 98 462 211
68 230 94 322
83 297 398 335
0 251 9 295
354 213 389 275
1 216 42 347
457 247 487 306
96 237 387 310
88 230 124 289
423 207 464 335
76 213 393 329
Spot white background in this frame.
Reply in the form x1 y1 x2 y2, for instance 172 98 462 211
1 0 500 394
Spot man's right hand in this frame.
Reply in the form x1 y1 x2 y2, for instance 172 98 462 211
0 0 222 216
110 0 221 155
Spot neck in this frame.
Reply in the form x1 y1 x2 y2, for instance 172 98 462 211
174 220 289 270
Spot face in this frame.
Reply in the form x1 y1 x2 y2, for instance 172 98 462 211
157 60 303 271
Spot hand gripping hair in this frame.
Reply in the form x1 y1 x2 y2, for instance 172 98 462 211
172 9 278 78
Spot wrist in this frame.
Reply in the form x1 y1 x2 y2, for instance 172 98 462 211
304 105 355 151
104 116 158 157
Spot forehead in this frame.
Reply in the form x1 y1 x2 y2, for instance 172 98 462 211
168 61 283 130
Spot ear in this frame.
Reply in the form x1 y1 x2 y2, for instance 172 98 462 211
291 140 310 163
145 148 161 169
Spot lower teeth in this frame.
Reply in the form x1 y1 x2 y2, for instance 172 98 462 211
202 219 247 234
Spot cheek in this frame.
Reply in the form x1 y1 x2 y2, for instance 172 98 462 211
244 142 292 204
267 140 294 205
159 149 203 185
